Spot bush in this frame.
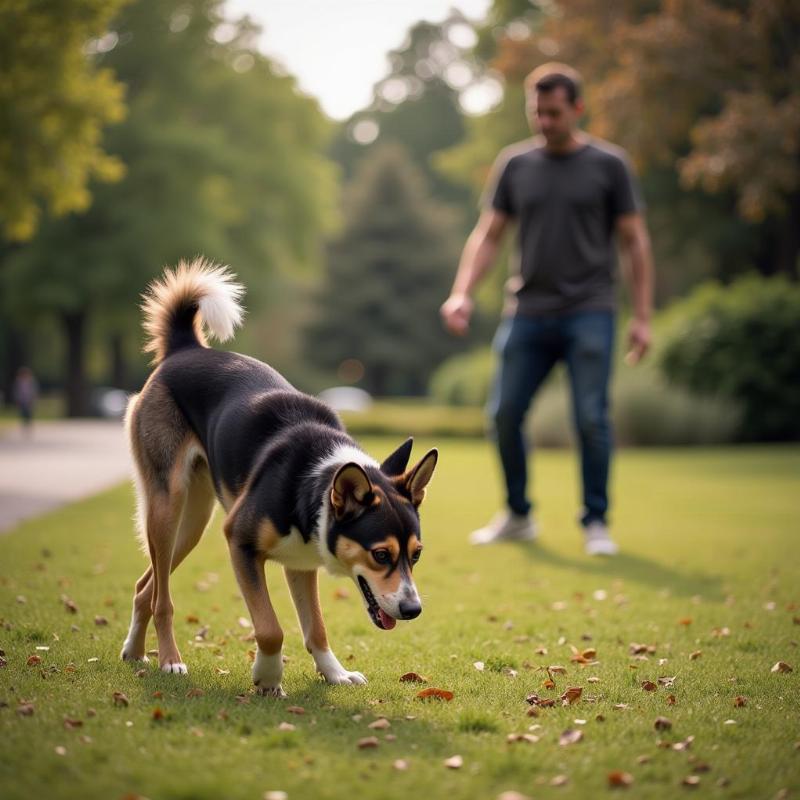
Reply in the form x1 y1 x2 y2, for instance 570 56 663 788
659 275 800 441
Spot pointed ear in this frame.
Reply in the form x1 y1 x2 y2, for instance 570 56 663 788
381 437 414 477
331 463 374 520
404 448 438 507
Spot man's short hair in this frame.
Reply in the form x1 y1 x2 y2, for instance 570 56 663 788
524 62 583 105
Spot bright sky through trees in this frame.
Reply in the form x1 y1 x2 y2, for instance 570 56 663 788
224 0 492 119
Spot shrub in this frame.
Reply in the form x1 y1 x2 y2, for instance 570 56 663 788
659 275 800 441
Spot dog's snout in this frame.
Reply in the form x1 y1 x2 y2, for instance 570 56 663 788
398 599 422 620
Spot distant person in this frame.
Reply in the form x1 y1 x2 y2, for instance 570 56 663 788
440 63 655 555
13 366 38 435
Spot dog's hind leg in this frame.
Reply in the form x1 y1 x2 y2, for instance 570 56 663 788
122 463 215 662
285 568 367 686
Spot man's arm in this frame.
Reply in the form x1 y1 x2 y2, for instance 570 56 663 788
440 208 510 336
616 212 655 364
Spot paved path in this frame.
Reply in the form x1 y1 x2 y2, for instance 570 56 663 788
0 420 132 533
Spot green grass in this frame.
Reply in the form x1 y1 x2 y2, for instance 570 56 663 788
1 440 799 799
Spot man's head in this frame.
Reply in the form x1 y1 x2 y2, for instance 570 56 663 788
524 62 584 148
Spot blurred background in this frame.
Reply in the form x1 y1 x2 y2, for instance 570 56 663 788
1 0 798 446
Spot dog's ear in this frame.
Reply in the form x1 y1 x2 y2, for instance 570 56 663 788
331 463 374 520
381 437 413 477
403 448 438 507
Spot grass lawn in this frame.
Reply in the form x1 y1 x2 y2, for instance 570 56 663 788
1 439 799 800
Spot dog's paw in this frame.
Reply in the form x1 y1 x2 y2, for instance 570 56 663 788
160 660 188 674
120 643 149 662
253 650 283 691
255 683 287 699
322 669 368 686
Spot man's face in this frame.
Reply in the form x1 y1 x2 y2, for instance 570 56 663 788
527 86 582 146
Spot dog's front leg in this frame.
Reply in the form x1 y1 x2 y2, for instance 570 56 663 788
285 568 367 685
228 542 286 697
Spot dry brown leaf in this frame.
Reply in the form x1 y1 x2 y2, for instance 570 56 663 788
733 695 747 707
548 665 568 675
771 661 793 673
16 702 34 716
152 691 163 699
666 694 677 706
608 771 634 788
443 755 463 769
416 688 453 701
654 716 672 731
560 687 583 705
368 717 391 730
215 668 230 676
641 680 657 692
658 676 676 687
672 735 695 751
62 596 78 614
682 776 701 787
679 618 693 626
94 616 108 626
587 676 600 683
507 733 539 744
287 705 305 715
526 706 539 717
393 759 409 771
63 717 83 730
629 643 656 655
26 655 42 666
277 722 296 732
636 755 651 765
112 692 129 707
186 688 204 699
558 729 583 746
689 651 702 660
613 704 630 711
152 707 165 721
543 678 556 690
400 672 427 683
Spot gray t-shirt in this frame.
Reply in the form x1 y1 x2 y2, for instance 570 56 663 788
487 137 644 316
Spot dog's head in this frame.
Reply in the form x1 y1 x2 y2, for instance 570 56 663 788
323 439 436 630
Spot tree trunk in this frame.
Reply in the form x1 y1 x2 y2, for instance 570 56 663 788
2 322 28 409
109 332 126 388
775 189 800 280
62 310 89 417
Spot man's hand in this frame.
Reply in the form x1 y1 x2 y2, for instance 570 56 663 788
625 317 651 365
440 293 474 337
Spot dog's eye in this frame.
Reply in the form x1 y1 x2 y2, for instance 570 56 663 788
372 548 391 565
411 548 422 563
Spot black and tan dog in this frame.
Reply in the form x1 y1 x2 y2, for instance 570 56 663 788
120 259 437 696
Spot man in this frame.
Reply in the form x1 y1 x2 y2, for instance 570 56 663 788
440 63 654 555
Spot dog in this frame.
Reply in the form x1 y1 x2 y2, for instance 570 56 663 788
120 259 437 696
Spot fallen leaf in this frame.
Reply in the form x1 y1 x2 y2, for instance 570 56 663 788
400 672 427 683
26 655 42 666
16 703 34 716
629 643 655 655
535 646 548 655
642 680 657 692
771 661 793 673
277 722 295 732
734 695 747 707
550 775 569 787
548 665 568 675
62 596 78 614
506 733 539 744
368 717 391 730
608 771 634 788
636 755 651 765
711 627 730 638
186 688 204 698
560 687 583 705
543 678 556 689
393 759 409 771
287 705 305 715
416 688 453 701
654 716 672 731
559 729 583 746
658 676 676 687
666 694 677 706
112 692 129 707
152 707 165 721
672 735 695 751
587 676 600 683
152 691 163 699
94 616 108 626
63 718 83 730
474 661 485 671
613 704 630 711
682 776 701 787
679 618 693 626
215 668 230 676
444 755 463 769
689 651 702 660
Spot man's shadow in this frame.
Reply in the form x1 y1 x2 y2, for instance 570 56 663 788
511 541 725 601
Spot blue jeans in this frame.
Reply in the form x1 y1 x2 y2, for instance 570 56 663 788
488 310 615 526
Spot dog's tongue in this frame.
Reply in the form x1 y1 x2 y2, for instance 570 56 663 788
379 609 397 630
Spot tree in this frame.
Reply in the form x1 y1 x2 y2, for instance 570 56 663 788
0 0 128 241
1 0 337 415
304 144 466 396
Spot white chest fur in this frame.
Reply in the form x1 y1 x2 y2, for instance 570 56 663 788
266 528 324 571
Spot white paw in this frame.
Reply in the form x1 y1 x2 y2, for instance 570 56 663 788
313 649 367 685
256 684 287 699
160 661 188 674
253 650 284 695
323 669 368 685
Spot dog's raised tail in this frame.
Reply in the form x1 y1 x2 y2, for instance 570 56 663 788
141 258 245 365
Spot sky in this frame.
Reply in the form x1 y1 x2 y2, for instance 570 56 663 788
224 0 493 120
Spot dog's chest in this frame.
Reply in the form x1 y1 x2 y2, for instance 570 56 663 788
266 528 323 571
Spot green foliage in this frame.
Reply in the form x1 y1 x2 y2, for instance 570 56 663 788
305 143 466 395
429 347 495 407
0 0 128 240
660 275 800 441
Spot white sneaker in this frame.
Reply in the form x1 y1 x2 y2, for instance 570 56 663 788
583 521 618 556
469 511 537 545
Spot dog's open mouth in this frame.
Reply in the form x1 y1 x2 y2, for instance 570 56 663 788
357 576 397 630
